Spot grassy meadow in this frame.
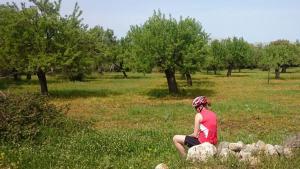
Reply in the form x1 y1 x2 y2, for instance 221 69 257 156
1 68 300 169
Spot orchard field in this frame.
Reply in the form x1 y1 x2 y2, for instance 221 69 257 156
1 69 300 169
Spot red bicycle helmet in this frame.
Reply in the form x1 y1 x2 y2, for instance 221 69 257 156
192 96 208 108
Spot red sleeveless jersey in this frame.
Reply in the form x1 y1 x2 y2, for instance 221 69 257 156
198 108 218 145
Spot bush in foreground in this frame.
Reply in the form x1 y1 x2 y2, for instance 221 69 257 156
0 92 65 143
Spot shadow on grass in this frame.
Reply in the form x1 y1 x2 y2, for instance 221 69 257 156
0 77 61 90
178 79 215 87
214 74 250 78
98 74 151 80
49 89 121 98
147 88 215 99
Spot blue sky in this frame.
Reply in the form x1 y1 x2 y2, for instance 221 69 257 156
2 0 300 43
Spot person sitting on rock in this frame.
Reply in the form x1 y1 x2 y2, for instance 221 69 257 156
173 96 218 157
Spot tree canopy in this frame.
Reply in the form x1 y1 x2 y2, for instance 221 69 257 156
127 10 208 93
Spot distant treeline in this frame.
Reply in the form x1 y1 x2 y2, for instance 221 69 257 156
1 0 300 94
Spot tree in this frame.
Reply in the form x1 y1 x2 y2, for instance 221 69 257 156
223 37 251 76
264 40 299 79
249 43 264 70
0 3 34 80
127 11 208 93
0 1 95 94
127 11 180 93
57 3 94 81
205 40 226 74
88 26 108 74
107 36 129 78
176 17 208 86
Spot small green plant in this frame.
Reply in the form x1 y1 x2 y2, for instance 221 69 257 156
0 92 65 143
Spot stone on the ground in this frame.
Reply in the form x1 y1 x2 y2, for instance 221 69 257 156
217 141 229 153
255 140 266 151
219 148 230 160
230 149 241 158
228 141 244 152
240 150 252 160
243 143 258 154
274 145 284 155
264 144 278 156
187 142 217 162
283 147 293 158
155 163 168 169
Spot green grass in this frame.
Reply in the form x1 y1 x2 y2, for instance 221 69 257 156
1 68 300 169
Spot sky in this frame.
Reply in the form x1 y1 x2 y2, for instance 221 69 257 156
2 0 300 43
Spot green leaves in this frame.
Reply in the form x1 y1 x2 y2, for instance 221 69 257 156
264 40 299 68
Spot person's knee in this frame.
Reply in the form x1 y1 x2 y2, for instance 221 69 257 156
173 135 184 144
173 135 177 143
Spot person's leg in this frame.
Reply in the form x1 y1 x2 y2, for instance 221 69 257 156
173 135 186 157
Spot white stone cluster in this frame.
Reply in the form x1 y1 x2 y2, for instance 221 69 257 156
155 137 298 169
186 140 293 165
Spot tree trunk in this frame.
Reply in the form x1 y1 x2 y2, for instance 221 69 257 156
275 68 280 79
13 73 20 81
267 68 270 84
164 68 179 94
186 73 192 86
26 73 31 80
238 68 241 73
281 65 287 73
213 69 217 75
122 70 128 79
12 68 20 81
37 68 48 95
97 65 103 74
227 65 233 77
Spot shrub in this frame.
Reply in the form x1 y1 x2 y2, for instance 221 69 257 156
0 92 65 143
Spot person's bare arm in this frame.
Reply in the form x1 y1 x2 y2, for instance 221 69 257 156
189 113 202 138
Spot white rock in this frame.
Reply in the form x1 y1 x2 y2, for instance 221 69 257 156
186 142 217 162
264 144 278 156
255 140 266 151
243 144 258 154
240 155 260 166
240 150 252 160
283 147 293 158
274 145 284 155
219 148 230 160
229 149 241 158
217 141 229 153
228 141 244 152
155 163 168 169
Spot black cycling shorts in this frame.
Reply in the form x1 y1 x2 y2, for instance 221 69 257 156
184 136 200 148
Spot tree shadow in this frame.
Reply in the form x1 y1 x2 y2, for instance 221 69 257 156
49 89 121 99
214 74 250 78
146 78 216 99
0 77 60 89
98 74 150 80
178 79 215 87
146 88 215 99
